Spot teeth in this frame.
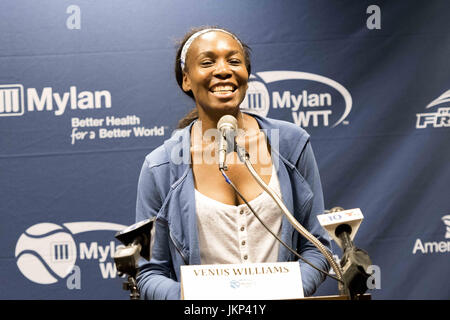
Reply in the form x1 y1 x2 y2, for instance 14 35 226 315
211 85 234 92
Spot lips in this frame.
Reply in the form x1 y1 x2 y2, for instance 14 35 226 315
209 83 237 96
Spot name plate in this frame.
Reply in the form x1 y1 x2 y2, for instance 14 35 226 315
180 262 304 300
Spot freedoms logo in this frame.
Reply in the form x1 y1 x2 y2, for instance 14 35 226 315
15 221 126 285
240 71 352 128
412 215 450 254
416 90 450 129
0 84 112 117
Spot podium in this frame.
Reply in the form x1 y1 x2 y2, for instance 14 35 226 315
180 262 372 301
300 294 371 300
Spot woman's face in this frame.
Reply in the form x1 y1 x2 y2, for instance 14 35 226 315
182 31 249 118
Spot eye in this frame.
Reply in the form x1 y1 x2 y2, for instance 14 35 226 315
228 58 242 65
200 59 214 67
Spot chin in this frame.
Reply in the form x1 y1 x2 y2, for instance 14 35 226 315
199 101 242 118
212 103 242 116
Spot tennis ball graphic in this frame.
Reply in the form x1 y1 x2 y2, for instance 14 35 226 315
15 223 77 284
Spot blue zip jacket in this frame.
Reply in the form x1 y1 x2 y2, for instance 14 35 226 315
135 114 332 299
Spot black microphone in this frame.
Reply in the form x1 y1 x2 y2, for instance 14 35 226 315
114 217 156 276
113 217 156 300
333 212 372 298
217 115 238 170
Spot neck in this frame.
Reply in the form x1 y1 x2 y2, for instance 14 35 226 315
195 109 245 134
191 109 250 150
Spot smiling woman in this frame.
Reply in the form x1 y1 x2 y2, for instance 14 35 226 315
181 30 248 122
134 26 332 300
175 27 252 128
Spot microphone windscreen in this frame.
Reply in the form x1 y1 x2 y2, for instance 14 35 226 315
217 115 238 131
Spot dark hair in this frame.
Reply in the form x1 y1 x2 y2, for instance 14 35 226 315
174 26 252 128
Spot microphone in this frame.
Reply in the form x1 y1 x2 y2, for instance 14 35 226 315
217 115 238 170
113 217 156 300
317 208 372 298
317 207 364 249
114 217 156 268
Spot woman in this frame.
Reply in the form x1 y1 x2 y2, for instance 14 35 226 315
135 26 331 299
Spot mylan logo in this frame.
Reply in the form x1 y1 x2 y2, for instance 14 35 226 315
0 84 112 117
0 84 25 116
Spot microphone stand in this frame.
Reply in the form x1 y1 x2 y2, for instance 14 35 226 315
122 273 140 300
114 239 142 300
234 144 348 297
336 224 373 299
113 217 155 300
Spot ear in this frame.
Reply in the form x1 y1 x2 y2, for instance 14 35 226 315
182 72 191 92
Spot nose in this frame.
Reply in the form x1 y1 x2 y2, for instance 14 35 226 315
213 59 232 79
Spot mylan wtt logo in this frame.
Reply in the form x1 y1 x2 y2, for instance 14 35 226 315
240 71 352 128
15 221 127 285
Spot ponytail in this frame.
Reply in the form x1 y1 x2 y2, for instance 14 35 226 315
176 108 198 129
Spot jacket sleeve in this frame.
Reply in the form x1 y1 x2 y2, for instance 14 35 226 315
295 141 332 296
135 158 181 300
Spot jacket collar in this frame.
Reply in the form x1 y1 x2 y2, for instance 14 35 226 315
162 113 310 180
162 114 308 264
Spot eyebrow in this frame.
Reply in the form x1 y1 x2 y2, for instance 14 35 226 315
196 50 243 59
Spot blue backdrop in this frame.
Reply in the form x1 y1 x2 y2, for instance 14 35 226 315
1 0 449 299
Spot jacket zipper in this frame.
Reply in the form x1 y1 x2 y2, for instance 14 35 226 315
169 230 189 265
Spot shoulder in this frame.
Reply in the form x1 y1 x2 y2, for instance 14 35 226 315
140 124 192 194
143 144 169 169
250 113 309 140
266 116 309 139
143 125 191 168
249 114 310 163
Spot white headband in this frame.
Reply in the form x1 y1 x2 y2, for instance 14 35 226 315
180 28 243 71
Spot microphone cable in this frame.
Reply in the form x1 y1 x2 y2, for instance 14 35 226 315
220 168 343 284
